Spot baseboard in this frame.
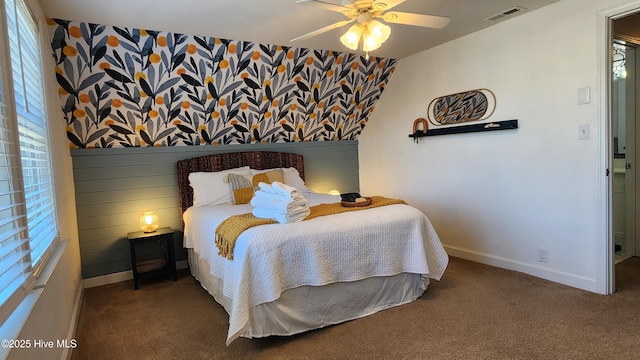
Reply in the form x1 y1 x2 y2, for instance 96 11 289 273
444 245 600 294
83 260 189 288
62 283 84 360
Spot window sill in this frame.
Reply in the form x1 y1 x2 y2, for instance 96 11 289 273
0 239 69 359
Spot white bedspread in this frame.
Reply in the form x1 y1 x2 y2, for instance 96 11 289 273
183 193 449 345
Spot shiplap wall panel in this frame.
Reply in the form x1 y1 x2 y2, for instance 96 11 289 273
72 141 360 279
74 175 176 193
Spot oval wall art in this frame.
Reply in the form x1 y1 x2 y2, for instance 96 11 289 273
427 88 496 126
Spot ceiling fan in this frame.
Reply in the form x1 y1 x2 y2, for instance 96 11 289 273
291 0 450 57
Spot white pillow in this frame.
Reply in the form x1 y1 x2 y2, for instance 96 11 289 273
189 166 251 206
251 167 312 193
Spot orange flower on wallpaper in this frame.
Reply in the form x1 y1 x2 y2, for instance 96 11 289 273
107 35 119 47
69 26 82 38
63 46 77 57
149 53 161 63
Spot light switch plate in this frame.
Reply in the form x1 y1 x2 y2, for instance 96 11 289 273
578 87 591 105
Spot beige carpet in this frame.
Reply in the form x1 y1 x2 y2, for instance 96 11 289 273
71 257 640 360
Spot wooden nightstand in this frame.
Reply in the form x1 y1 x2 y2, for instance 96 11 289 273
127 227 178 290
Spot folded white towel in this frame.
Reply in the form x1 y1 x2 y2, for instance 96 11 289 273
252 207 310 224
253 189 304 202
259 181 300 197
258 182 276 194
272 181 298 195
250 195 309 213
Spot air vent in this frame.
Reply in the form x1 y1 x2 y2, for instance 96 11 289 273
483 6 526 21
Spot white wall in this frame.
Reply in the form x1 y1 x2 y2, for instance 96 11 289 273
359 0 634 293
3 0 83 358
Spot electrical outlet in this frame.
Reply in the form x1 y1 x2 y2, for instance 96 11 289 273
538 248 548 263
578 124 590 140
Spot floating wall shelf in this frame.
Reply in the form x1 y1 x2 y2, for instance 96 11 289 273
409 119 518 140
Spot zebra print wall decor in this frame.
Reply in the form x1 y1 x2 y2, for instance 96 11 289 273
427 88 496 127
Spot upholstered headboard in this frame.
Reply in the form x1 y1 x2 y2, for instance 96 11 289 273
177 151 305 216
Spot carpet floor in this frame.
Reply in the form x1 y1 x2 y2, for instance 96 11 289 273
70 256 640 359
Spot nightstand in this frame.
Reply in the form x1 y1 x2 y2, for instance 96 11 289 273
127 227 178 290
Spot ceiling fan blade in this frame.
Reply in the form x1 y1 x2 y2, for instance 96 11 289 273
372 0 406 12
382 11 450 29
296 0 354 14
290 19 355 42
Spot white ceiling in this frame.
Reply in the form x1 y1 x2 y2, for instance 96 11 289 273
41 0 562 59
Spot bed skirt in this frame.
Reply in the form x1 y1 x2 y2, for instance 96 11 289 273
187 249 429 343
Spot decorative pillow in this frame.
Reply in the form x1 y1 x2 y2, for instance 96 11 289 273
282 167 312 193
188 166 250 207
251 167 312 193
228 169 284 204
253 169 284 186
227 173 254 205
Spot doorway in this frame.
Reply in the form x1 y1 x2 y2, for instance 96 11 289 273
611 36 637 263
605 5 640 294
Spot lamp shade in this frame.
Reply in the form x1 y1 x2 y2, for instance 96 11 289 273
362 20 391 52
339 24 363 50
139 211 159 233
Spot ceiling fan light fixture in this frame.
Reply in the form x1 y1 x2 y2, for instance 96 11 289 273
362 20 391 52
340 24 363 50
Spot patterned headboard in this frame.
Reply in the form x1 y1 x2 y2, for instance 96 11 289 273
176 151 305 216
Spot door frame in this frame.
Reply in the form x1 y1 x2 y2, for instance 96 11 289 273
626 44 637 257
598 0 640 295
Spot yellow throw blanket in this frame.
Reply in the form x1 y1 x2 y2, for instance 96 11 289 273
215 196 406 260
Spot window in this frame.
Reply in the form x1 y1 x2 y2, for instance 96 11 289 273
0 0 59 324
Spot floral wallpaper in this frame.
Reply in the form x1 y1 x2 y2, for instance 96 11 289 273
47 19 397 148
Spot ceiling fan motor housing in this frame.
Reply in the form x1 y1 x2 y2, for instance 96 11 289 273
356 11 374 25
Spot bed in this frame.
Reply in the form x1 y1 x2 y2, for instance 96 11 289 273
177 151 448 345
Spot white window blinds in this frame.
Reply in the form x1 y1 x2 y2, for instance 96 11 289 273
6 0 57 269
0 46 33 325
0 0 59 324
